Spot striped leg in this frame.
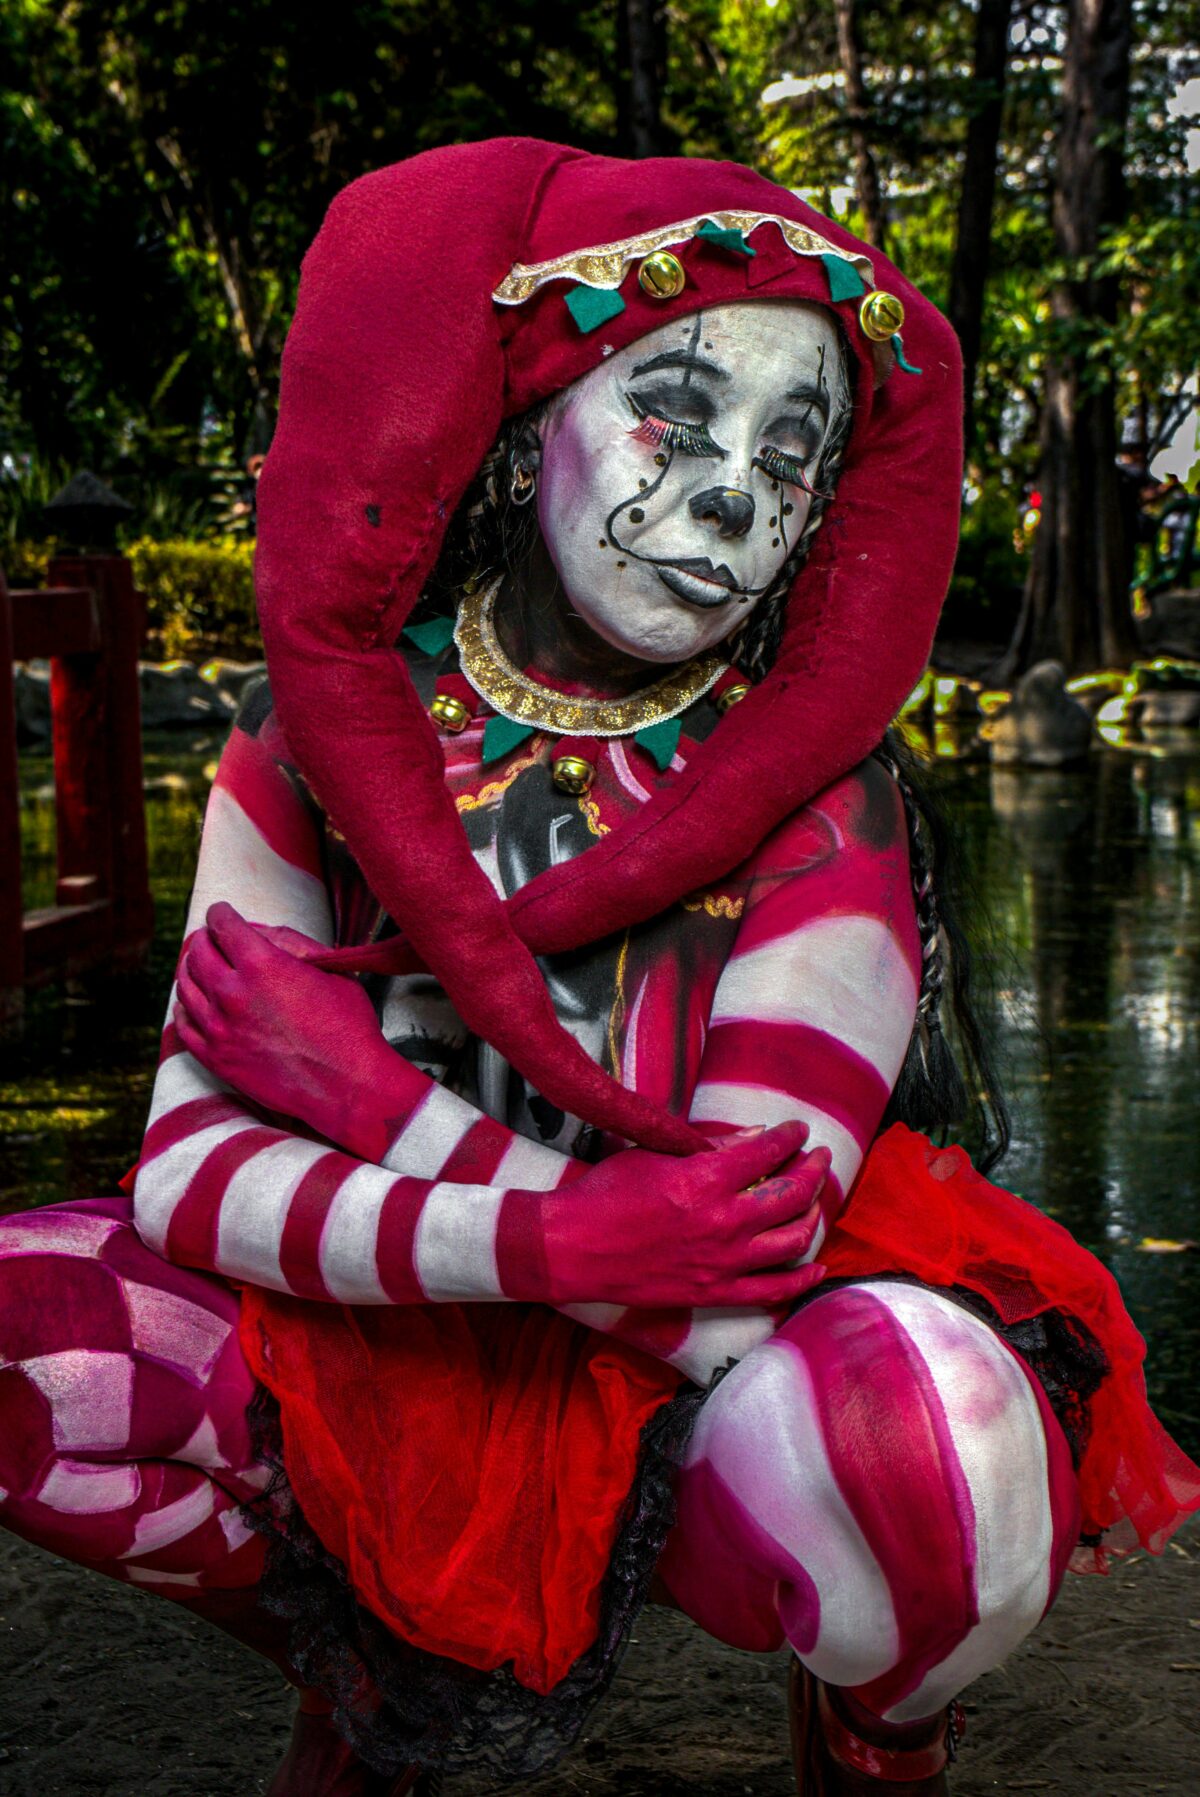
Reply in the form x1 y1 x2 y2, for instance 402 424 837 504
0 1196 268 1598
658 1281 1081 1721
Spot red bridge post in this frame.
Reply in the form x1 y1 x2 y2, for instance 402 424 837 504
2 526 153 1022
0 573 23 1030
47 552 153 963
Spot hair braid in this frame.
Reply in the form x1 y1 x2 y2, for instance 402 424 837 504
875 733 1010 1172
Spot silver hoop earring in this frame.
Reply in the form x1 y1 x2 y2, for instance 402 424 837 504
510 463 536 507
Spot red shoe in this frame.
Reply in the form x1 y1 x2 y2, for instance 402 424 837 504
265 1700 440 1796
788 1659 963 1794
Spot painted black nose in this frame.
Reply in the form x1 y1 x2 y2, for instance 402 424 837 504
688 485 756 540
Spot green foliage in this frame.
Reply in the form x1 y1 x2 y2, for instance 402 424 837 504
0 453 71 547
1 0 626 475
3 539 54 586
3 0 1199 650
126 536 259 659
943 480 1025 641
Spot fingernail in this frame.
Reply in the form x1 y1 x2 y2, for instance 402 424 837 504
717 1126 765 1146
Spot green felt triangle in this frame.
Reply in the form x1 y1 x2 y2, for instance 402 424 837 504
402 615 456 658
697 219 755 258
565 284 627 333
634 717 683 771
482 714 536 765
821 254 866 303
892 333 923 376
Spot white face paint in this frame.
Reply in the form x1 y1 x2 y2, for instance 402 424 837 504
535 300 850 665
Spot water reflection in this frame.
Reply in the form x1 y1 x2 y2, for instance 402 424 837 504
930 750 1200 1450
5 733 1200 1453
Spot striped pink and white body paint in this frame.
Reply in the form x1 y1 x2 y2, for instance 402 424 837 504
1 709 1078 1716
0 1198 267 1597
590 764 922 1381
133 722 582 1310
132 718 920 1387
658 1280 1080 1720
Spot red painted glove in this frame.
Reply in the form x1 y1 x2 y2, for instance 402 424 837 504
515 1122 830 1311
173 901 423 1159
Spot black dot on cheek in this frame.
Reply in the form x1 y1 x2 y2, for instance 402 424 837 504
616 559 627 569
783 503 795 516
365 504 381 527
629 507 645 523
769 516 778 528
772 537 780 547
654 453 667 467
598 538 608 549
638 478 648 490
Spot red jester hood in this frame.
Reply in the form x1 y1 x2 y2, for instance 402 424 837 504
254 137 963 1155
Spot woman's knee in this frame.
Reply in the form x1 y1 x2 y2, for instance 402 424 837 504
678 1280 1080 1713
0 1197 259 1521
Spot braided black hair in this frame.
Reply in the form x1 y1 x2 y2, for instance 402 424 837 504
875 730 1011 1173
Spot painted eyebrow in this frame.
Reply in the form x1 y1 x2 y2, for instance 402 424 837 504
780 380 831 420
629 349 730 381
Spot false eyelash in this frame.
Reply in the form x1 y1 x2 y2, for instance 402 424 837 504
628 408 723 458
754 445 831 498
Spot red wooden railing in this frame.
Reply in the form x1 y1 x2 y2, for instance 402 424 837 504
1 554 153 1029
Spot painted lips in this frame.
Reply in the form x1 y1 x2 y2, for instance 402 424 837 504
655 558 743 609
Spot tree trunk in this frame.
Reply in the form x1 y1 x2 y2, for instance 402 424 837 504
833 0 887 251
1003 0 1138 677
947 0 1015 448
622 0 666 158
153 136 278 453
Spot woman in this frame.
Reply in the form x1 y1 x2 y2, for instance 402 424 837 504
1 140 1196 1796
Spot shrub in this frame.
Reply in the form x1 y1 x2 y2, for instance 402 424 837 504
126 537 260 660
3 536 260 660
3 540 55 587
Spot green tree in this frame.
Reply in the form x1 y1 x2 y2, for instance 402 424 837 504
2 0 622 481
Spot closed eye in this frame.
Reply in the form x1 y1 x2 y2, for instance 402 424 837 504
627 395 725 459
754 445 829 497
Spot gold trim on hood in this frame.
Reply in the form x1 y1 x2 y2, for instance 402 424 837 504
492 211 874 304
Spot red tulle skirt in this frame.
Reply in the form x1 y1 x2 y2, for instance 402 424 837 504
239 1124 1200 1692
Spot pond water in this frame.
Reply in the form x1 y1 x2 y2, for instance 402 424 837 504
3 729 1199 1456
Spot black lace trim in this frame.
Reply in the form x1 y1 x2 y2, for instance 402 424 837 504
240 1380 704 1781
946 1286 1107 1470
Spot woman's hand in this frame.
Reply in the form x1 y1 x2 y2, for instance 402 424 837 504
534 1121 829 1310
173 901 418 1150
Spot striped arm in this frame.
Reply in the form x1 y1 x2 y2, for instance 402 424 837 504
693 759 920 1239
133 720 575 1305
591 761 922 1384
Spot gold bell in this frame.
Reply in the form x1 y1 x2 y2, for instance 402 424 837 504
859 290 906 342
638 251 686 301
715 682 751 716
430 693 470 733
552 755 596 796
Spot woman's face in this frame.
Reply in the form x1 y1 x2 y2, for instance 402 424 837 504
536 299 850 665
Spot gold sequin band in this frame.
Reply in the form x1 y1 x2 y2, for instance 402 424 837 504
492 211 874 304
454 578 727 738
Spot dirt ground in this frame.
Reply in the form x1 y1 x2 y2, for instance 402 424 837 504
1 1523 1197 1797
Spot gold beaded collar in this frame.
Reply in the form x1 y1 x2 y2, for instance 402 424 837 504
453 577 728 739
